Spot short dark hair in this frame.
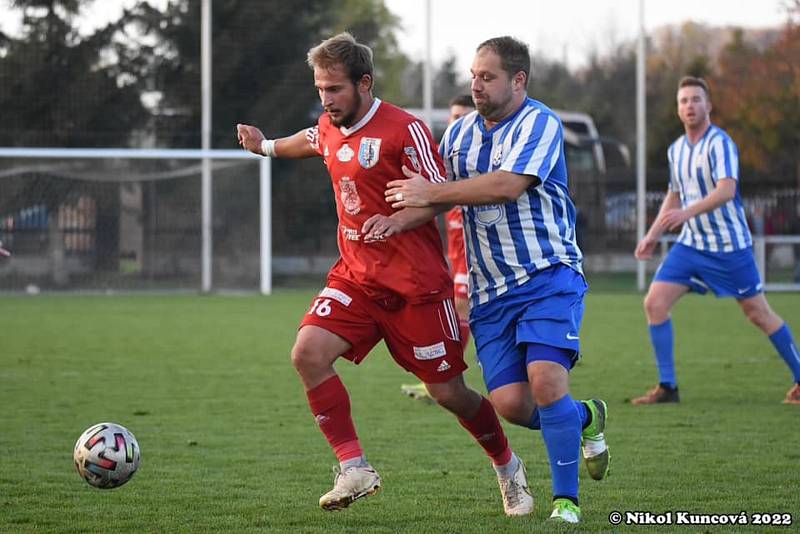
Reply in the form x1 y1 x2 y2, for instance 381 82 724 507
307 32 374 85
476 36 530 88
678 76 710 99
449 94 474 108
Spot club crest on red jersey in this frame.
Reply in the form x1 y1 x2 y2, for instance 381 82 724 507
339 177 361 215
358 137 381 169
404 146 421 171
337 143 355 162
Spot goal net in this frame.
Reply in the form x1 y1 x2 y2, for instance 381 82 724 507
0 148 273 293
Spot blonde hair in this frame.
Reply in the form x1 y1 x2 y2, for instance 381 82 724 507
307 32 374 84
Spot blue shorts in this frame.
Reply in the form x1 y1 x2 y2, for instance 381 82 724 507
654 243 763 299
470 264 588 392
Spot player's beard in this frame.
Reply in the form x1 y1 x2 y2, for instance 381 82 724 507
474 89 513 123
328 92 362 128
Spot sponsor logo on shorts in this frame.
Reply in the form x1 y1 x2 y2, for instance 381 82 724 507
319 287 352 307
436 360 451 372
413 341 447 360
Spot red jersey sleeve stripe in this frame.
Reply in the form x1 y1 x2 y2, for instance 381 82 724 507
408 121 446 183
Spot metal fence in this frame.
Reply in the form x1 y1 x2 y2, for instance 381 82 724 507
1 153 798 292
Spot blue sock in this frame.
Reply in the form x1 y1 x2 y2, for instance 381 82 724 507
527 409 540 430
649 319 676 388
528 401 587 430
539 394 581 502
769 323 800 383
575 400 589 429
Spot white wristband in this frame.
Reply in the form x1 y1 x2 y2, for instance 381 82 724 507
260 139 276 157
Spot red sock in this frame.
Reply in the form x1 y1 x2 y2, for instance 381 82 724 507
459 320 471 351
458 397 512 466
306 375 363 462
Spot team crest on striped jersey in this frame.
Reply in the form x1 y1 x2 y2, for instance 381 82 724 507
358 137 381 169
339 177 361 215
475 204 505 226
492 146 503 167
404 146 421 171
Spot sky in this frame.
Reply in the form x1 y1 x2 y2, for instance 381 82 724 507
1 0 790 70
384 0 790 71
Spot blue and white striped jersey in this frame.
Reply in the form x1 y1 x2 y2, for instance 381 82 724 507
667 125 752 252
439 97 583 306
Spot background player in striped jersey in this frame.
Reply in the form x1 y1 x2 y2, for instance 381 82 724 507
401 94 476 403
632 76 800 405
382 36 609 524
237 33 533 516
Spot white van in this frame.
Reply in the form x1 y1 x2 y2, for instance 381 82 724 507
406 107 629 174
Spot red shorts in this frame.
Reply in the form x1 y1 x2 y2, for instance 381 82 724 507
299 280 467 383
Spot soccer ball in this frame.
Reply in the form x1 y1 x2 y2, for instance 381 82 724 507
73 422 141 489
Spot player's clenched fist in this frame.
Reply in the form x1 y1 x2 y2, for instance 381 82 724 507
236 124 266 155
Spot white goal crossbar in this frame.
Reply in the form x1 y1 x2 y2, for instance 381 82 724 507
0 147 273 294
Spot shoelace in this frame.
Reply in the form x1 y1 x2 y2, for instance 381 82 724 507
499 477 524 508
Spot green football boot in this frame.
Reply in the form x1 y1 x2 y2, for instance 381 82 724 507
548 498 581 523
581 399 609 480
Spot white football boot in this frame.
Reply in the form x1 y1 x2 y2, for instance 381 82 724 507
319 465 382 511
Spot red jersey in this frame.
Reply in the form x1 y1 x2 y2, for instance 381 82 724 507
309 99 453 304
445 206 469 294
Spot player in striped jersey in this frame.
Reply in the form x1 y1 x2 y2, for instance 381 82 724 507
237 33 532 517
632 76 800 405
383 36 609 524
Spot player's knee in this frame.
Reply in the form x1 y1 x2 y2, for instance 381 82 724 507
489 395 533 426
290 338 325 372
743 305 771 330
644 293 668 321
530 375 566 407
428 379 477 414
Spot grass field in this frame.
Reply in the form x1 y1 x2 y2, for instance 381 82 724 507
1 288 798 533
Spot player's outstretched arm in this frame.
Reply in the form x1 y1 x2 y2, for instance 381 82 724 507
385 166 533 208
361 206 446 242
236 124 319 159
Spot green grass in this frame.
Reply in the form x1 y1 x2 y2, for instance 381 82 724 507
1 290 798 533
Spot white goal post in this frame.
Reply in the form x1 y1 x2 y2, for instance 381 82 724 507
0 147 272 294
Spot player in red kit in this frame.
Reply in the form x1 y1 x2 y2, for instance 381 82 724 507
402 95 476 403
237 33 532 516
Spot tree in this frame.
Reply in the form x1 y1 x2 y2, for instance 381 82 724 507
0 0 149 148
712 9 800 182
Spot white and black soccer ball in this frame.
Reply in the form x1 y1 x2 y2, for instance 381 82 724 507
73 422 141 489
